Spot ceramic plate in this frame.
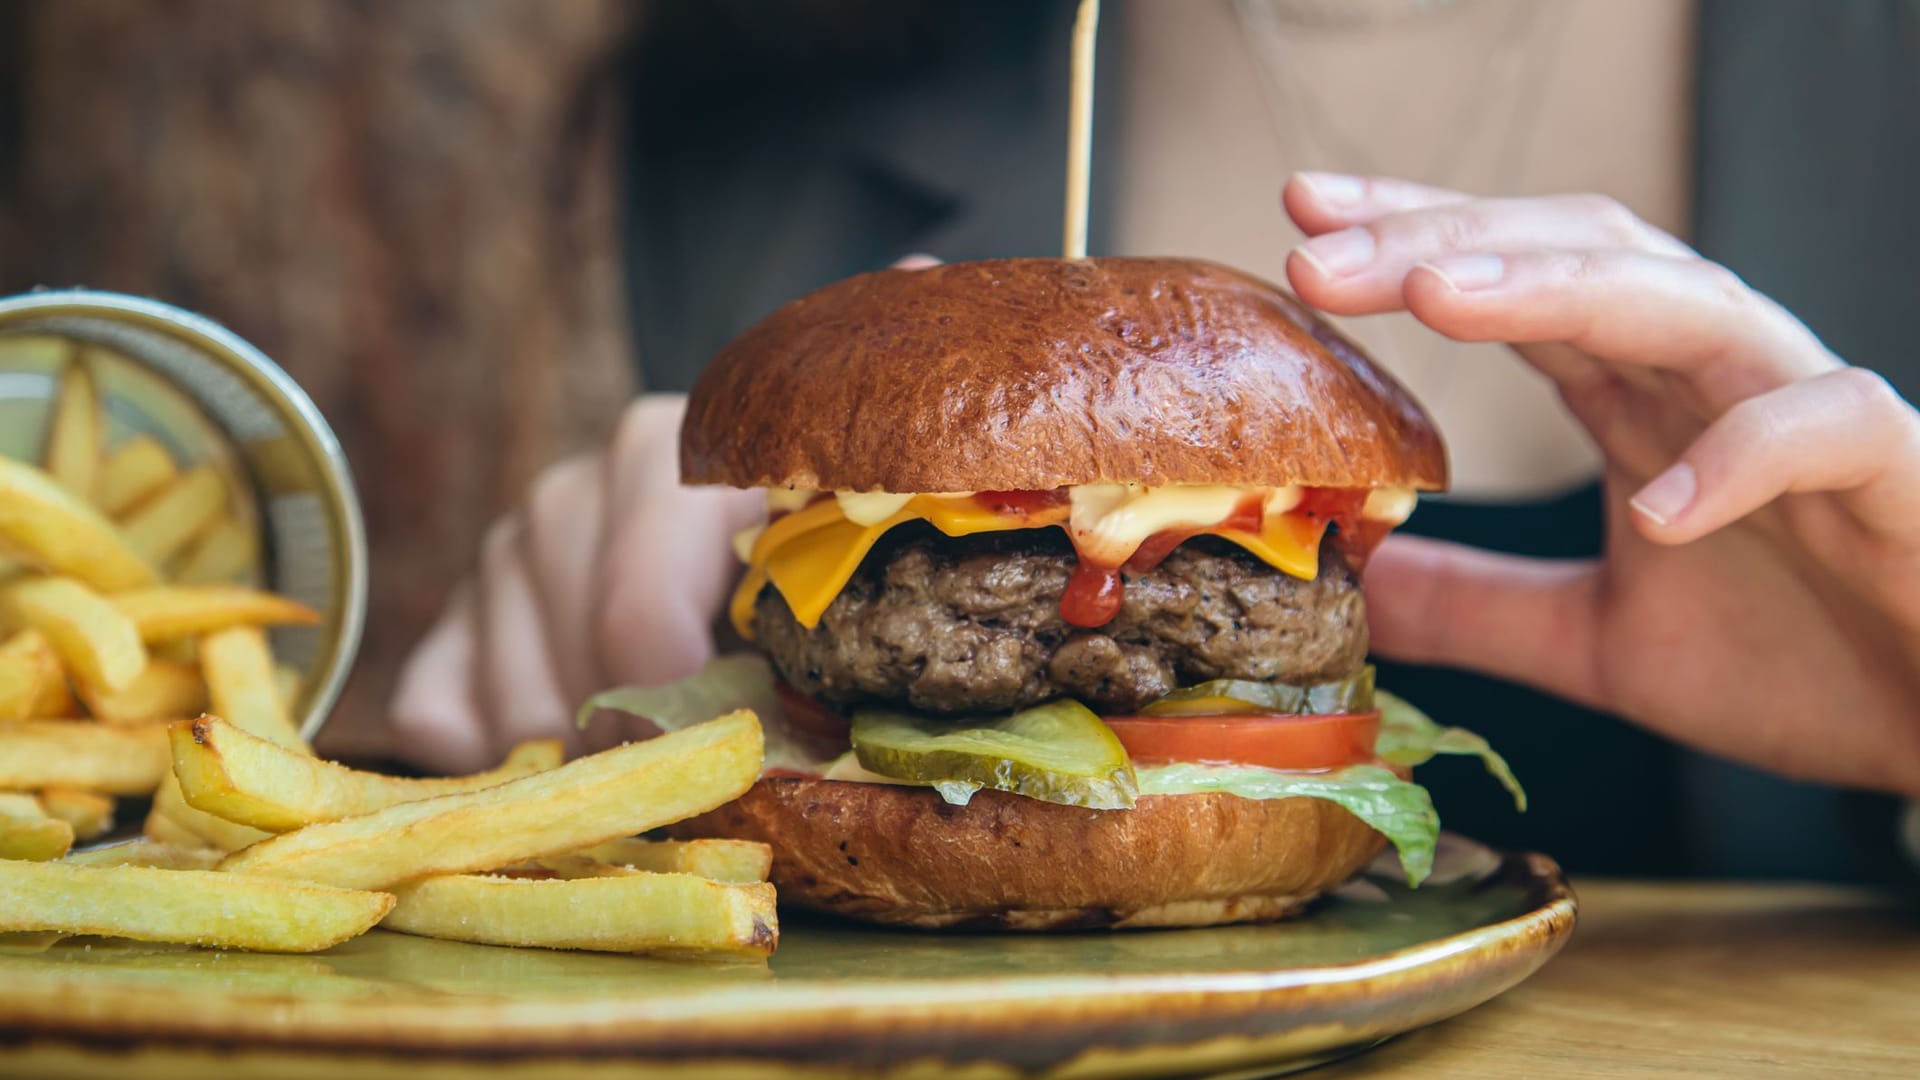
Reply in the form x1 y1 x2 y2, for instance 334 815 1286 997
0 836 1573 1079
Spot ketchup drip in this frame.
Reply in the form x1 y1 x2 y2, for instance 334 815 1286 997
1295 488 1389 569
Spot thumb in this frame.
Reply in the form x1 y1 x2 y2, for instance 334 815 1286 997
1363 534 1605 710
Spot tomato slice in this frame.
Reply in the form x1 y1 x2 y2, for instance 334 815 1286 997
774 681 852 749
1103 711 1380 771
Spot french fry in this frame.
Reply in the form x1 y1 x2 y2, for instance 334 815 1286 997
96 435 179 517
65 838 222 871
0 457 158 590
173 516 258 585
0 793 72 861
140 794 216 849
76 658 207 724
0 630 77 719
118 466 225 567
384 872 778 956
0 861 394 952
0 576 146 691
112 585 320 644
221 711 763 890
273 663 303 715
200 625 303 748
36 786 113 840
172 718 563 831
43 360 101 501
148 773 270 853
0 720 169 794
573 837 774 884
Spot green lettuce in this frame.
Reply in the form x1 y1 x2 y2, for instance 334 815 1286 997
1374 690 1527 812
1138 762 1441 885
576 655 831 774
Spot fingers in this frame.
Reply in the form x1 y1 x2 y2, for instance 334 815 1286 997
475 518 579 758
1398 250 1844 412
521 451 608 706
596 395 764 690
1629 366 1920 544
1363 534 1605 709
389 585 490 773
892 253 943 270
1288 192 1693 318
1283 172 1469 235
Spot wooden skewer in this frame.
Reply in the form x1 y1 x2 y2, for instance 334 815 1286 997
1063 0 1100 260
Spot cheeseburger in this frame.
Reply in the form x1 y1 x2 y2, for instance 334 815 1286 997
599 257 1521 930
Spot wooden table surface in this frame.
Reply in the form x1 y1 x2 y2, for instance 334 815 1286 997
1315 879 1920 1078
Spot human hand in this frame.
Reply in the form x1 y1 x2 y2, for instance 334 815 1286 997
389 394 762 772
1283 172 1920 796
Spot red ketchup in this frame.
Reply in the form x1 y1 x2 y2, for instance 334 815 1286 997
1295 487 1387 568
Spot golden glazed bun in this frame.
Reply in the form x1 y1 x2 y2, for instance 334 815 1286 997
671 778 1389 930
681 257 1447 494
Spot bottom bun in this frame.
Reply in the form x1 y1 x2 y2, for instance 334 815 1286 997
670 777 1387 930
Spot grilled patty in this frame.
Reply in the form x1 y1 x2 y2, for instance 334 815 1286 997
754 524 1367 715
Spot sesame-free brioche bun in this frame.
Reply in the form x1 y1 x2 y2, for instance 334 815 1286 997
671 777 1390 930
680 256 1446 494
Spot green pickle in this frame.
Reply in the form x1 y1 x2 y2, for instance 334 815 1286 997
1139 666 1377 717
850 700 1139 810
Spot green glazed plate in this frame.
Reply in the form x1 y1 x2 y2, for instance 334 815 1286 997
0 837 1573 1079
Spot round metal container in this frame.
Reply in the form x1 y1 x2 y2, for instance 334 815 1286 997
0 288 366 741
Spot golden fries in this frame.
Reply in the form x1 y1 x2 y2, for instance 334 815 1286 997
0 720 169 794
273 663 303 714
0 576 146 691
96 435 179 517
174 516 258 585
76 658 207 724
0 792 72 861
36 785 113 839
0 457 157 590
201 626 302 748
111 585 320 644
0 630 76 719
221 711 763 890
384 872 778 956
172 717 562 831
64 838 222 871
148 773 271 852
0 861 393 952
573 837 774 884
118 466 225 567
43 360 101 501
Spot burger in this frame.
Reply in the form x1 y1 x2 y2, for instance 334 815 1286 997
590 257 1521 930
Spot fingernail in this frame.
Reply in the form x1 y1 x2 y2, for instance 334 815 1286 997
1419 254 1506 291
1298 171 1366 206
1296 227 1376 277
1630 463 1696 526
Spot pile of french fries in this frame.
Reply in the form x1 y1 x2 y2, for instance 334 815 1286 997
0 346 321 854
0 341 779 957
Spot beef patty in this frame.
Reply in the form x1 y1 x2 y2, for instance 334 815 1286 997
754 524 1368 715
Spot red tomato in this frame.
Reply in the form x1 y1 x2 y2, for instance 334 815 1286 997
1103 711 1381 771
773 681 851 747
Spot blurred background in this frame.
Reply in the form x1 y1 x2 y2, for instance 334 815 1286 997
0 1 639 759
1 0 1915 883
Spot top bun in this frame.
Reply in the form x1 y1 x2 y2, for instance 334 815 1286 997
681 257 1446 494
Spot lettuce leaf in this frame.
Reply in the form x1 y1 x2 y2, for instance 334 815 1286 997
1139 762 1440 885
576 655 832 774
1375 689 1527 812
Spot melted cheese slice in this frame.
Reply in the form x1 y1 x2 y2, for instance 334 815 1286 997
728 488 1349 639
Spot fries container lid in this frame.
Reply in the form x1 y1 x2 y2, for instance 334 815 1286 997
0 289 366 741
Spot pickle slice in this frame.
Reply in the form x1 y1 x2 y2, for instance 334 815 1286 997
850 700 1138 809
1140 666 1376 717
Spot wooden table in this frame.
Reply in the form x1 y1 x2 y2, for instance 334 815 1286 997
1316 880 1920 1078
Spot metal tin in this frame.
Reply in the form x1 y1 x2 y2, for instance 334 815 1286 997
0 289 366 741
